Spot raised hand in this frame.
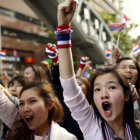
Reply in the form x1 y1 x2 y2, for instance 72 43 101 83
79 57 89 69
129 84 139 102
57 0 77 26
112 47 120 64
46 43 58 63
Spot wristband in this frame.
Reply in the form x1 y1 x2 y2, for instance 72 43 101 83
79 57 87 69
46 44 58 63
56 25 73 49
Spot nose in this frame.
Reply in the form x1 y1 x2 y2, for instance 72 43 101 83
101 88 109 99
125 67 131 73
11 85 16 92
21 104 30 114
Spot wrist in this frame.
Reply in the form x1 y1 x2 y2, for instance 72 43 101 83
79 64 85 69
52 56 58 63
56 25 72 49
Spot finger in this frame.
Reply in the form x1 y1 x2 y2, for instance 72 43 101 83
65 0 72 13
52 44 56 49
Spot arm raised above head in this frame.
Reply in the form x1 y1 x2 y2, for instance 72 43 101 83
57 0 77 26
0 89 20 128
57 0 77 79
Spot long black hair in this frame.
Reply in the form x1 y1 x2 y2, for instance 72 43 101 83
90 65 137 139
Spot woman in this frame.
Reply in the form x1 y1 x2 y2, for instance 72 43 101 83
45 43 84 140
7 81 77 140
76 76 92 104
0 76 28 139
24 65 47 83
8 76 28 98
116 57 140 126
116 57 140 109
57 0 140 139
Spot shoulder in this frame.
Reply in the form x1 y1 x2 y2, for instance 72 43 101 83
50 121 77 140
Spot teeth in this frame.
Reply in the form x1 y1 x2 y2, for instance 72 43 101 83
126 76 132 79
25 115 33 122
25 116 31 118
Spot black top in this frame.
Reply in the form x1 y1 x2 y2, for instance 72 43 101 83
50 64 84 140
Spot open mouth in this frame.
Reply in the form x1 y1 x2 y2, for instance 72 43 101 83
125 76 132 82
24 115 34 123
102 102 111 112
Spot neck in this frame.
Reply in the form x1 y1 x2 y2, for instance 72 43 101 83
107 117 125 139
34 120 51 136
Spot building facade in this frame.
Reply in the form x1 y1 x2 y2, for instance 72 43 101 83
0 0 48 75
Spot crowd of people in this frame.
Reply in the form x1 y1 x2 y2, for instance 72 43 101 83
0 0 139 140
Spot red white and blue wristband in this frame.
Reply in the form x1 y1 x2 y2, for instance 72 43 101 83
55 25 73 49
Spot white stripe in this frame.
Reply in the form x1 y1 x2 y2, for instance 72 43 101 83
57 40 71 45
0 52 6 55
1 57 5 60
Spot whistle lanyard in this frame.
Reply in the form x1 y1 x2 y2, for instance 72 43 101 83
104 122 132 140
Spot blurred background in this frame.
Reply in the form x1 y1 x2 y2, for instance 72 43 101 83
0 0 139 75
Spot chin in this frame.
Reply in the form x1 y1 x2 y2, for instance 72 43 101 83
28 125 35 131
102 114 114 122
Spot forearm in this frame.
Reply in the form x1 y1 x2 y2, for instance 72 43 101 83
76 68 82 77
57 0 77 79
58 48 74 79
0 90 20 128
0 84 12 99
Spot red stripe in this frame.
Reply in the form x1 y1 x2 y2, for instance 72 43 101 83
46 44 57 53
57 44 71 49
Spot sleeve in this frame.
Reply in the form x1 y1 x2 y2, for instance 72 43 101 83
9 96 19 109
0 90 20 128
60 75 97 135
50 64 64 102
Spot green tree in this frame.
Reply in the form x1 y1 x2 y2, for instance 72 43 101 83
100 11 138 54
44 26 57 43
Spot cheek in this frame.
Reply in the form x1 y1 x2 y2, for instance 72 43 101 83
17 87 22 96
112 93 124 106
93 93 99 107
81 85 87 95
31 73 36 79
18 108 23 117
8 88 12 93
132 71 138 79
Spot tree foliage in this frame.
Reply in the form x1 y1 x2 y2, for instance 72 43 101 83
100 11 138 54
44 26 57 44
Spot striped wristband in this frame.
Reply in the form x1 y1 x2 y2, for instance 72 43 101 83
56 25 72 49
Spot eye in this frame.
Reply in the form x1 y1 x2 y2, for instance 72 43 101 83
120 66 126 69
78 83 82 86
29 99 36 104
9 83 14 87
19 102 24 107
94 88 100 92
109 86 116 89
130 66 136 70
17 83 22 87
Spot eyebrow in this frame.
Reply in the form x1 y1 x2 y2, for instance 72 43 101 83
120 64 135 67
19 97 36 102
94 81 117 86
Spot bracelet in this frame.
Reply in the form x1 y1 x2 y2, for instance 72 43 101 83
79 64 85 69
56 25 73 49
52 56 58 63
